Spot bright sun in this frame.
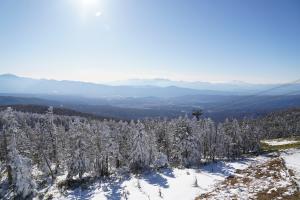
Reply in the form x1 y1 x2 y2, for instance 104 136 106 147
74 0 102 18
80 0 99 8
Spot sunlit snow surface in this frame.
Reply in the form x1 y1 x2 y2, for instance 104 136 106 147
55 157 268 200
281 148 300 186
262 139 299 146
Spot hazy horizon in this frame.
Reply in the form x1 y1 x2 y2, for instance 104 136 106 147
0 73 298 85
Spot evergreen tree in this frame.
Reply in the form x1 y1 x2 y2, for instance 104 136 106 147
66 118 90 179
8 135 36 198
129 121 151 170
1 108 35 198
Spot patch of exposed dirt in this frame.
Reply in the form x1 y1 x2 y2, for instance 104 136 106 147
196 156 300 200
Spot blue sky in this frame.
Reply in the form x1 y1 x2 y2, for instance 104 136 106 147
0 0 299 83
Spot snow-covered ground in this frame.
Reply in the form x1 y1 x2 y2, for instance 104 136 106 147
41 149 300 200
281 148 300 186
52 156 268 200
262 139 299 146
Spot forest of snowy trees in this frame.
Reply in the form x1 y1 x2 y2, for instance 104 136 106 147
0 107 300 198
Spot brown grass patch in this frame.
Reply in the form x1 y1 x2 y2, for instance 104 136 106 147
196 157 300 200
256 188 300 200
241 177 251 184
224 175 239 186
261 140 300 153
288 168 296 177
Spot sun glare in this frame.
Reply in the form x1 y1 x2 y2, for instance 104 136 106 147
74 0 102 18
80 0 98 7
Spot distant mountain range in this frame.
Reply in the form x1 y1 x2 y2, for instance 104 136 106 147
0 74 230 98
0 74 300 121
1 74 299 98
109 78 300 95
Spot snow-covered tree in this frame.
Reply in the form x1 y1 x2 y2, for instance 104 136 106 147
153 152 168 169
1 107 35 198
129 121 152 170
169 116 198 166
66 118 91 179
7 135 36 198
90 120 120 176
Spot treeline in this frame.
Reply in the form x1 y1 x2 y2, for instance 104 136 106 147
257 108 300 139
0 107 299 198
0 104 107 120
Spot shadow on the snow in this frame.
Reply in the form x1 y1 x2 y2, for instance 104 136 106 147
141 171 170 188
67 186 94 200
159 168 175 178
103 177 130 200
200 158 253 176
63 176 130 200
200 162 235 176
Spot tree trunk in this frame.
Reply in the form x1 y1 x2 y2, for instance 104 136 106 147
41 150 55 181
3 133 12 185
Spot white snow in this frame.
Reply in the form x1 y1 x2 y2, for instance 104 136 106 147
262 139 299 146
55 156 268 200
281 148 300 186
